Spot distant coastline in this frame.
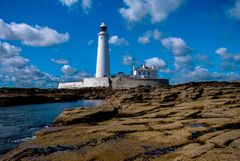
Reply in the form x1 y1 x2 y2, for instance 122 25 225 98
0 87 114 106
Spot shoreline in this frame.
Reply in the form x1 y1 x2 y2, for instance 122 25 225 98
1 81 240 161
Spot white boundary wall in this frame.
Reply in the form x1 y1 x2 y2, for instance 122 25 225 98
58 82 83 89
58 77 110 89
83 77 110 87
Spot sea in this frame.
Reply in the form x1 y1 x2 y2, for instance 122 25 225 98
0 100 103 155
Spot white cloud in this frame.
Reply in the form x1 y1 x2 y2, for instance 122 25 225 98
170 66 216 84
60 71 89 82
171 66 240 84
227 0 240 19
0 19 69 47
152 29 161 40
61 65 77 75
82 0 92 13
215 47 229 59
215 47 227 55
88 40 94 45
59 0 92 13
159 68 171 73
119 0 183 24
4 65 59 88
0 41 21 58
3 56 29 68
144 57 166 69
109 35 129 46
174 55 192 70
161 37 192 56
148 0 183 23
119 0 148 23
220 61 236 71
234 54 240 61
122 55 133 65
196 54 214 67
215 47 240 61
182 66 221 82
122 54 140 66
0 42 58 87
60 0 78 7
138 29 161 44
161 37 193 70
0 41 91 87
51 58 69 65
215 47 240 71
122 54 138 66
138 36 150 44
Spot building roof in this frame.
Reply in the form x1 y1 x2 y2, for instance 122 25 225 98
135 65 156 71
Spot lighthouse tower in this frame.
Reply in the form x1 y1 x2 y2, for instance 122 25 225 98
96 22 110 78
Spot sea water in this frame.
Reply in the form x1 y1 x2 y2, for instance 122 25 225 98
0 100 103 155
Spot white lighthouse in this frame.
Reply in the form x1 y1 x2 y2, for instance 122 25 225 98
96 22 110 78
58 22 169 89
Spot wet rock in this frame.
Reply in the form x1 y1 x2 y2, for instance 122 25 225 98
162 92 180 102
206 129 240 147
174 143 215 161
229 139 240 149
54 106 118 126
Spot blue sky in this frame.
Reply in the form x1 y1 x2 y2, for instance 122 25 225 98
0 0 240 87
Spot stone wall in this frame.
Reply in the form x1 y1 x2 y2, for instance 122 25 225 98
58 76 169 89
110 76 169 89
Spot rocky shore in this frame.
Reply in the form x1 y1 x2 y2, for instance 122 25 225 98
1 81 240 161
0 87 114 106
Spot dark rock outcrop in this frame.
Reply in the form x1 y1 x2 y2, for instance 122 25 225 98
54 106 119 126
